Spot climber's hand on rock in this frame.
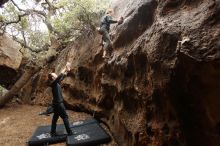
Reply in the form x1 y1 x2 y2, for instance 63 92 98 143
118 17 124 25
66 62 71 72
110 41 113 47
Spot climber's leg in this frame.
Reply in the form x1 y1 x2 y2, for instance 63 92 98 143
102 29 111 58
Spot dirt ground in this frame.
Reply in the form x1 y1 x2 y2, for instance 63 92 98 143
0 103 117 146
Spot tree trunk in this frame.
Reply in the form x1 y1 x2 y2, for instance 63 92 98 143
0 67 39 108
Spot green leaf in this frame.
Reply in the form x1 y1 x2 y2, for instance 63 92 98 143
20 17 29 29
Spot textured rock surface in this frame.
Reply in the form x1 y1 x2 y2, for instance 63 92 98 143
22 0 220 145
0 35 22 88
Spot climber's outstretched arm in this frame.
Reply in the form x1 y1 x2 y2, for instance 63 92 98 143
60 62 71 75
53 62 71 83
105 15 118 24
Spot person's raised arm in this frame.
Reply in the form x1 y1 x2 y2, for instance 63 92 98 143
54 62 71 83
106 15 118 24
107 16 124 25
60 62 71 75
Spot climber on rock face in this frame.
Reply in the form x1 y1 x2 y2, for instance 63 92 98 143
98 9 124 58
48 62 73 136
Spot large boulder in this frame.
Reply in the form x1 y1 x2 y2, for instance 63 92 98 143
0 35 22 70
0 35 22 88
23 0 220 146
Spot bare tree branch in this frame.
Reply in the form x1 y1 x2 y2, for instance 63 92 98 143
12 36 47 53
0 13 28 35
10 0 25 11
1 0 46 32
2 0 58 44
11 0 46 17
21 30 27 47
5 13 28 25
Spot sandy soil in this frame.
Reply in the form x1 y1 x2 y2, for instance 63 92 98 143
0 103 117 146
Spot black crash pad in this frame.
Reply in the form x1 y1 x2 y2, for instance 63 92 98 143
28 118 110 146
70 118 97 128
28 124 66 146
67 119 111 146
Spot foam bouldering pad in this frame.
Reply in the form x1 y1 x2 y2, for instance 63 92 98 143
68 119 111 146
28 124 66 146
28 118 110 146
70 118 97 128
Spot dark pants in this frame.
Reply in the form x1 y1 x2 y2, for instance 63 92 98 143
51 103 72 134
100 27 111 51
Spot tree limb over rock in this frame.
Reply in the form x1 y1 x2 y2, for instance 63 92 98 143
0 65 40 108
